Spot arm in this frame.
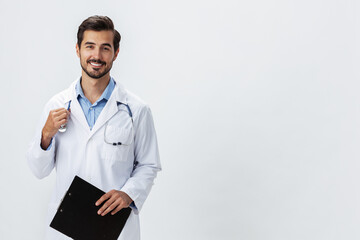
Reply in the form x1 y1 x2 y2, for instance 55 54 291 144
26 102 70 179
120 105 161 213
96 105 161 215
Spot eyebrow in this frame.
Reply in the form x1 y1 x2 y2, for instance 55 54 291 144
102 43 112 48
84 42 112 48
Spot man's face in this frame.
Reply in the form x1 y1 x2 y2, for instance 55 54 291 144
76 30 119 79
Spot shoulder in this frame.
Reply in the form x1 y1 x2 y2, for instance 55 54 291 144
44 81 76 110
125 89 152 119
126 89 149 109
114 82 152 121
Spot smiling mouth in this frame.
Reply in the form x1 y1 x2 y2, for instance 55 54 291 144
90 62 102 67
88 60 105 68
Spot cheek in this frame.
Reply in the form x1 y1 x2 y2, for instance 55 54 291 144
81 55 91 64
79 51 90 59
106 54 115 63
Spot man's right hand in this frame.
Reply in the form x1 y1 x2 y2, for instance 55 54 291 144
41 108 71 150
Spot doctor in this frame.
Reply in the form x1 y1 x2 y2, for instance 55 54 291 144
26 15 161 240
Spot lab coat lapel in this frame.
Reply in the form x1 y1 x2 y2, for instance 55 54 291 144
88 81 128 138
63 80 90 133
70 98 91 133
89 96 119 138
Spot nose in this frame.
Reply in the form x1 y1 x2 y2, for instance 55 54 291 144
92 47 102 60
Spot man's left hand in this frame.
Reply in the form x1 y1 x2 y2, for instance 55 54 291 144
95 190 133 216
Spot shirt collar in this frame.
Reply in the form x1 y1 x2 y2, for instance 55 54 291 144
64 77 128 105
75 77 115 103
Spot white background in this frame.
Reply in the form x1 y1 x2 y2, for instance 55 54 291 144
1 0 360 239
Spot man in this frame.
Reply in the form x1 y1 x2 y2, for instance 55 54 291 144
26 15 161 240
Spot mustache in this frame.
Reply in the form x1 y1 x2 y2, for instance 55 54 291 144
88 59 105 65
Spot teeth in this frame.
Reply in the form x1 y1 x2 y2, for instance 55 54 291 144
90 62 102 67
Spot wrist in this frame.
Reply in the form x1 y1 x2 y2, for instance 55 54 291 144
41 129 53 150
42 127 55 140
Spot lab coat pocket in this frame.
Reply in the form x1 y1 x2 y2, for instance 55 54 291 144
103 125 132 162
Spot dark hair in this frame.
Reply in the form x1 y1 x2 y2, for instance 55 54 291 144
77 15 121 52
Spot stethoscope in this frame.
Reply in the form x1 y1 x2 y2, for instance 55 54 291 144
104 102 134 146
58 100 134 146
59 100 72 133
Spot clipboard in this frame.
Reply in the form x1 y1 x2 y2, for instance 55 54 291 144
50 176 132 240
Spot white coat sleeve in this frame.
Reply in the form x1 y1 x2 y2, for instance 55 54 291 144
120 105 161 214
26 101 56 179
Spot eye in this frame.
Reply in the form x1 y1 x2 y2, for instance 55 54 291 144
86 45 94 49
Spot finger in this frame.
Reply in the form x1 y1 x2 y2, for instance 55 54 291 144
101 200 121 216
55 115 68 125
53 108 67 113
50 108 67 117
111 203 125 215
98 197 116 215
96 192 111 206
51 112 67 124
96 190 117 206
54 112 68 120
55 114 68 125
55 119 67 129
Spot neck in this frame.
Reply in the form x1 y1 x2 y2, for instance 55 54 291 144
80 72 110 104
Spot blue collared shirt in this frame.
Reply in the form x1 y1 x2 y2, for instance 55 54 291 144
76 78 115 130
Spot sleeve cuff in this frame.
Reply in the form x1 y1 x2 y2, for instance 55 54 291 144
129 202 138 212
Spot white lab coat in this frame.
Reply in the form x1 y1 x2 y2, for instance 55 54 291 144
26 78 161 240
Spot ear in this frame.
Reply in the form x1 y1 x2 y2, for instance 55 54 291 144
76 44 80 58
113 48 120 61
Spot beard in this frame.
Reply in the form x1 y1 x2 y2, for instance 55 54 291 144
80 59 113 79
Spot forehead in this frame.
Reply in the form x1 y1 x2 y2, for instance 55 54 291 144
82 30 114 46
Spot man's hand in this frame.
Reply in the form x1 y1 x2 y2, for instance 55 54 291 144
96 190 133 216
41 108 71 149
